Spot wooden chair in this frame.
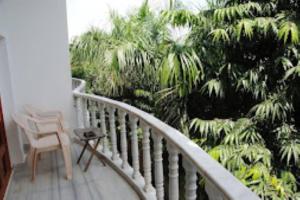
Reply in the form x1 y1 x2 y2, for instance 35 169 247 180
12 113 72 181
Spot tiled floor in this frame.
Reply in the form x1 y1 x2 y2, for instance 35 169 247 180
6 144 140 200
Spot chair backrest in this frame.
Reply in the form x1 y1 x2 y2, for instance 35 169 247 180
23 104 65 132
12 113 37 146
23 104 42 118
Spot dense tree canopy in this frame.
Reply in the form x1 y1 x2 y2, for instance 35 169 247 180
70 0 300 199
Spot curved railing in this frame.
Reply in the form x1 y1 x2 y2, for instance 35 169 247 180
72 78 260 200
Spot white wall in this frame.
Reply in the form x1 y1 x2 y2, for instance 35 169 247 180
0 37 24 164
0 0 74 164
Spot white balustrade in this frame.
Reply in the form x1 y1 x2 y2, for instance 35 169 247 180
205 180 226 200
99 103 108 153
75 97 84 128
168 143 179 200
118 110 128 169
109 107 119 161
72 78 261 200
129 115 140 179
152 132 164 200
91 101 97 127
83 98 89 127
141 122 153 192
183 158 198 200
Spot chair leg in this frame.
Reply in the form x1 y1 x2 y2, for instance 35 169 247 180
27 147 34 167
61 145 72 180
31 149 38 182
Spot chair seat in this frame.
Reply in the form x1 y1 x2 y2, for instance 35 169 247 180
35 133 70 149
37 123 59 134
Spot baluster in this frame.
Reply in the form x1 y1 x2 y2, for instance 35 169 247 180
91 101 97 127
168 143 179 200
205 180 225 200
75 96 84 128
141 122 153 192
118 110 128 169
183 159 198 200
129 115 140 179
99 103 108 153
152 132 164 200
109 107 118 161
83 98 89 127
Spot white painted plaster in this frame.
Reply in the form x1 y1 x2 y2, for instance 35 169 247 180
0 37 24 164
0 0 74 164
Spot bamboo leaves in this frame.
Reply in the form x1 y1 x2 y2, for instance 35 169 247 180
284 64 300 79
190 118 233 140
255 17 278 36
162 9 199 26
200 79 225 98
279 140 300 165
236 19 255 40
249 94 293 122
278 21 299 45
209 28 230 43
191 118 263 146
213 2 261 22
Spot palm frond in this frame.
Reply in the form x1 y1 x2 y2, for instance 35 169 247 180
255 17 278 35
278 21 299 45
223 118 263 145
284 63 300 79
162 9 199 26
273 123 297 140
279 140 300 165
200 79 225 98
159 42 203 97
190 118 233 139
209 28 230 43
213 2 261 22
249 94 293 122
236 19 255 40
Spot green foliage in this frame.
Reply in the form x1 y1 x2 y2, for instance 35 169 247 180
162 9 199 26
223 118 262 145
249 93 293 122
200 79 225 98
190 118 233 142
213 2 261 22
274 123 297 140
70 0 300 198
209 28 230 43
279 140 300 165
236 19 255 40
284 63 300 79
278 21 299 45
159 41 203 97
235 167 299 200
255 17 278 36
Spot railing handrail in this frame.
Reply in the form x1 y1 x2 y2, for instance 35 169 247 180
72 78 260 200
72 77 86 93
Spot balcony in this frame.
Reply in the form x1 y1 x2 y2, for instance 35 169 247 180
6 144 139 200
6 78 260 200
